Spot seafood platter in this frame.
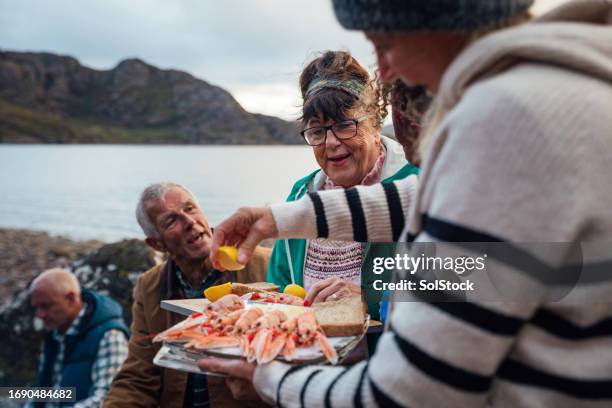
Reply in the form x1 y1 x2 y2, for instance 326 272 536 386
153 288 368 374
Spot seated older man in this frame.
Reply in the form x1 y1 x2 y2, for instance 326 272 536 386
104 182 271 408
29 268 129 407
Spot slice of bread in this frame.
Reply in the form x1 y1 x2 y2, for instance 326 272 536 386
313 296 365 337
231 282 280 296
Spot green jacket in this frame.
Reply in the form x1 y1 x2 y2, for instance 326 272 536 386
267 136 419 321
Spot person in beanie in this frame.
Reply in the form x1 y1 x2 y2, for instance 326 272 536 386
200 0 612 407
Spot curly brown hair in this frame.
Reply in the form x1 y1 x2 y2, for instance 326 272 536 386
375 77 432 165
299 50 387 129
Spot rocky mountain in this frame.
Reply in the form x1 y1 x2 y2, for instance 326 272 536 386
0 51 300 144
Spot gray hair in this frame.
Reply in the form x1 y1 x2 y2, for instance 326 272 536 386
30 268 81 296
135 182 200 239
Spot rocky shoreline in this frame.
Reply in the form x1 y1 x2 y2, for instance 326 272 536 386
0 228 158 386
0 229 104 301
0 228 273 387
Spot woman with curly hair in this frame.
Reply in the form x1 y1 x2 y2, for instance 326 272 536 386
266 50 418 324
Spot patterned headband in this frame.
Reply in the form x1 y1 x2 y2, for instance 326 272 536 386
305 78 366 99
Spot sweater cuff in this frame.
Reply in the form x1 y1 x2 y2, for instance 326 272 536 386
270 197 317 239
253 361 292 405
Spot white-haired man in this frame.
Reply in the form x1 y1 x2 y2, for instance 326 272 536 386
104 182 271 408
29 268 128 408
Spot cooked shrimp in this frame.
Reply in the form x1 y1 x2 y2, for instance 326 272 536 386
185 335 240 350
232 307 264 335
206 294 244 314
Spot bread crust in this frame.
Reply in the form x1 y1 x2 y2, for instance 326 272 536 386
319 323 364 337
313 296 365 337
231 282 280 296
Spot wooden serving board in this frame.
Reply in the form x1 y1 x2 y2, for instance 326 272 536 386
161 298 210 315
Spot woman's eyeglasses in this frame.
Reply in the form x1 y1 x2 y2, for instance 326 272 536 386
300 115 370 146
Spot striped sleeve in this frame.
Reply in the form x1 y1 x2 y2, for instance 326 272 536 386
253 287 538 408
258 191 612 407
270 175 418 242
254 76 612 407
254 361 374 408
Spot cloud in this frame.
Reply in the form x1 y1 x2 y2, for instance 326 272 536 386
0 1 375 77
0 0 378 118
230 81 302 120
531 0 572 15
0 0 570 119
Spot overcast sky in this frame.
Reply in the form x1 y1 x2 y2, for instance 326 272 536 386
1 0 569 120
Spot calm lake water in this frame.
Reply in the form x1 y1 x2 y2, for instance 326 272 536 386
0 145 318 242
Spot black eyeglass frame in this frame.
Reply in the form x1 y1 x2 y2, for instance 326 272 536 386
300 115 370 146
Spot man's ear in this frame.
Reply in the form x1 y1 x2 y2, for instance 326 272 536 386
145 237 166 253
65 291 77 305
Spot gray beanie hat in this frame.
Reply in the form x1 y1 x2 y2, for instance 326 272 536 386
332 0 534 32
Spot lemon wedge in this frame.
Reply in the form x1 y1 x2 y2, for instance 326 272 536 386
217 246 245 271
283 283 306 299
204 282 233 302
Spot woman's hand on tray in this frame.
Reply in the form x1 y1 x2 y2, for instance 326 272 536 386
305 277 361 304
197 357 261 402
211 207 278 268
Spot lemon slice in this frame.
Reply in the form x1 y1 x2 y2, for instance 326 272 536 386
283 283 306 299
204 282 233 302
217 246 245 271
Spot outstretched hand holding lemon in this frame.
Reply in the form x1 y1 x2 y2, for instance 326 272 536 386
216 246 245 271
211 207 278 270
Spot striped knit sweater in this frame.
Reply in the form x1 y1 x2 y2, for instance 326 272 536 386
254 1 612 407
